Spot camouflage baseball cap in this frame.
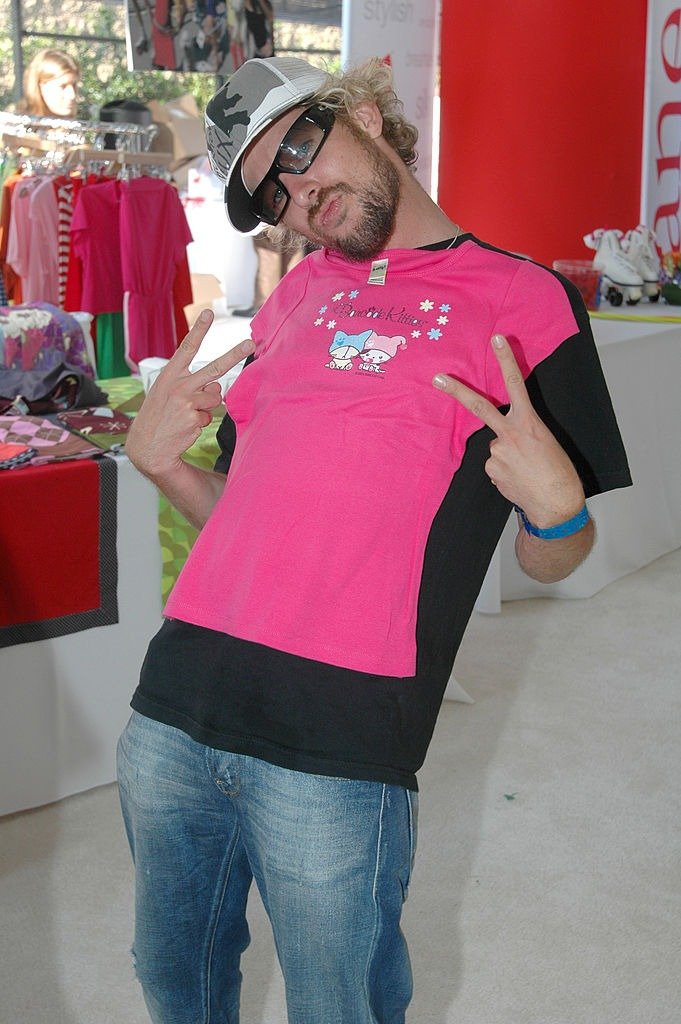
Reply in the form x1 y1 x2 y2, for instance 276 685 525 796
205 56 328 233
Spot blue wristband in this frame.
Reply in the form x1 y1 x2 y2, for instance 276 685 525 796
514 503 590 539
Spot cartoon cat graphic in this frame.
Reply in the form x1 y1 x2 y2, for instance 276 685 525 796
358 333 407 373
326 328 373 370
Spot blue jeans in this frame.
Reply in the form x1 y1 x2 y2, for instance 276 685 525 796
117 712 418 1024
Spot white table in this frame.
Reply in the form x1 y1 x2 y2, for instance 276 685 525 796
0 456 162 817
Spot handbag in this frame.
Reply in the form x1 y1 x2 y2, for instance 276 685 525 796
0 363 108 416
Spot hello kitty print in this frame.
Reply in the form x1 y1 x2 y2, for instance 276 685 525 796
313 285 452 376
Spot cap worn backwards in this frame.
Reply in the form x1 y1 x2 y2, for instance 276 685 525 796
205 56 328 233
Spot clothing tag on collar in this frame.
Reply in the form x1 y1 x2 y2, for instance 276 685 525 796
367 258 388 286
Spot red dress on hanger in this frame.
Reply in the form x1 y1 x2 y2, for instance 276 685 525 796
151 0 177 70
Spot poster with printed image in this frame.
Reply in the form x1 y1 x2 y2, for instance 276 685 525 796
124 1 276 74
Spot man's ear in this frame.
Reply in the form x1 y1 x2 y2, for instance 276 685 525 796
350 101 384 139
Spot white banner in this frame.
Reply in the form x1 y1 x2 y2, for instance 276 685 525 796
640 2 681 253
341 0 440 194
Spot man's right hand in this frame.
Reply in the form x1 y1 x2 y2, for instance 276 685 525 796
125 309 254 482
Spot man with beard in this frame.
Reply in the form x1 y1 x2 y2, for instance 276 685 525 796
119 56 631 1023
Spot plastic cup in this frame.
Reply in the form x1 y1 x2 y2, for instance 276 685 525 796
552 259 601 310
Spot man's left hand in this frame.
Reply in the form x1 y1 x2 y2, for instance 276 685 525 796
433 333 585 528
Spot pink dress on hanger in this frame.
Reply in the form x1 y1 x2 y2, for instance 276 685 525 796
28 178 60 306
69 179 124 314
6 177 41 302
119 177 192 369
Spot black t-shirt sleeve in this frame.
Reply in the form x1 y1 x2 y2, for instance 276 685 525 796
527 273 632 497
213 353 255 475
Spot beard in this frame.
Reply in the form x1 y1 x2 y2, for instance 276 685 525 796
268 126 401 262
308 176 398 261
309 127 401 261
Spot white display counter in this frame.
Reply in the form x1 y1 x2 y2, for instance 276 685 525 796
1 314 679 815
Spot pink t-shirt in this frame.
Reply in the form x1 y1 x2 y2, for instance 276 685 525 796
119 178 193 369
164 242 578 676
29 178 60 305
6 177 40 297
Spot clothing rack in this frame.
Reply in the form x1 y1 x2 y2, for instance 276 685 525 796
63 146 173 177
0 111 158 153
0 131 56 155
1 114 171 177
64 146 172 166
0 130 70 175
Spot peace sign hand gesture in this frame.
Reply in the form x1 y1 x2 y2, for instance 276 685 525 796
433 333 586 531
126 308 254 482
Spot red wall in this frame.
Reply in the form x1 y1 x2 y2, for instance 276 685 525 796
438 1 648 267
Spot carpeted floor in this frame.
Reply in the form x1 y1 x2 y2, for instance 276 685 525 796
1 547 679 1024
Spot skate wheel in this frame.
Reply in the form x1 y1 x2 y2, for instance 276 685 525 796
649 292 660 303
607 287 623 307
626 296 641 305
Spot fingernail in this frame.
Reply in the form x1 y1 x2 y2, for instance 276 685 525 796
492 334 504 348
241 338 255 353
433 374 448 389
199 309 212 322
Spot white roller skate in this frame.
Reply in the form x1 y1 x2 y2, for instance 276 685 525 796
583 228 644 306
622 225 661 302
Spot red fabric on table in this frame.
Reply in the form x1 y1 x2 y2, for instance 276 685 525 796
0 458 101 627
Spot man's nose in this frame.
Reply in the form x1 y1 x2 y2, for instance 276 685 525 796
283 170 320 211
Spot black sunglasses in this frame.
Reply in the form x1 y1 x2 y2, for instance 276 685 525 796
248 104 336 226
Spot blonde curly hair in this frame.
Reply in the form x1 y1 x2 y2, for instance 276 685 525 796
312 57 419 168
